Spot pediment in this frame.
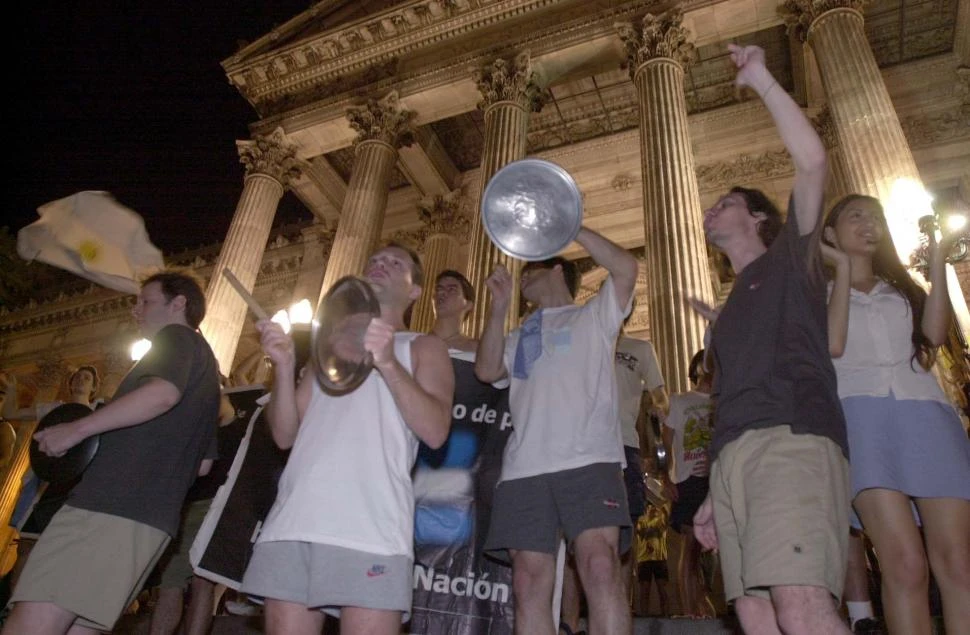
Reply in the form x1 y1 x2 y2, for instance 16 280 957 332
227 0 408 64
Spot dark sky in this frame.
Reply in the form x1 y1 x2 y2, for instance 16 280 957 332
9 1 314 255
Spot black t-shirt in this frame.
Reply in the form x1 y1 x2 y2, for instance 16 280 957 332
69 324 221 535
184 412 248 503
709 200 848 459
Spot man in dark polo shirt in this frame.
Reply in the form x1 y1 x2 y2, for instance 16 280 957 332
692 45 851 634
4 270 220 635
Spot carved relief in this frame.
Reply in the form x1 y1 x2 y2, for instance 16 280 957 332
388 229 427 253
416 189 472 242
615 7 696 74
346 90 417 148
694 150 795 191
779 0 868 42
475 51 551 113
611 173 636 192
811 106 840 149
899 107 970 149
237 127 307 186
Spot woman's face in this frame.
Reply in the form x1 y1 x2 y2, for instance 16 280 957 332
825 198 886 257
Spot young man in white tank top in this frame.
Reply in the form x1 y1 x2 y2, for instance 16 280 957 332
240 244 454 635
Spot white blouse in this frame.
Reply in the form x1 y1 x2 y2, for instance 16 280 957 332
830 279 950 406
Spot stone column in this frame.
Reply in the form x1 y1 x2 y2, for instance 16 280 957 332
410 189 472 333
318 91 416 302
201 127 304 374
465 52 550 334
781 0 931 257
616 8 715 394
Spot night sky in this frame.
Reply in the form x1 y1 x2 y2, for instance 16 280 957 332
9 1 314 255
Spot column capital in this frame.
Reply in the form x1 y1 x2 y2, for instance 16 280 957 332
615 7 696 76
475 51 551 113
346 90 417 149
237 127 306 187
779 0 868 42
417 189 472 243
811 106 840 149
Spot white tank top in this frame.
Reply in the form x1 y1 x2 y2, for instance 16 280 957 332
256 332 420 557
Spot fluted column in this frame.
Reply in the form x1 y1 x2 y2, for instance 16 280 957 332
410 189 472 333
201 127 304 373
812 106 850 206
781 0 931 258
318 92 416 303
616 8 714 394
465 52 550 334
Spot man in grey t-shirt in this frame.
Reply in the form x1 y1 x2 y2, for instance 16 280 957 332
5 270 220 635
692 45 850 635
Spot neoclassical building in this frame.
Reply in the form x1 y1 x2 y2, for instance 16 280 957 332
1 0 969 523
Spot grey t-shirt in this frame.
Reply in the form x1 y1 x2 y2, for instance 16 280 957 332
69 324 221 535
709 200 848 459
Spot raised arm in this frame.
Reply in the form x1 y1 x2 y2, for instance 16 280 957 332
822 244 851 357
921 232 955 346
574 227 639 311
367 325 454 449
475 265 512 384
729 44 827 235
257 319 312 450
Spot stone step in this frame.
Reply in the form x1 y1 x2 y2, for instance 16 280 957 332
116 613 739 634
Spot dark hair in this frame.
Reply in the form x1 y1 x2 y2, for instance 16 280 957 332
823 194 934 370
730 186 783 248
435 270 474 302
70 365 101 399
523 256 580 298
384 241 424 289
688 349 706 385
142 269 207 329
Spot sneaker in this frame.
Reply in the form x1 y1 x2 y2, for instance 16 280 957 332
225 599 262 616
852 617 882 634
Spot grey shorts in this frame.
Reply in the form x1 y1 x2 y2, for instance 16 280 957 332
241 541 413 620
485 462 632 558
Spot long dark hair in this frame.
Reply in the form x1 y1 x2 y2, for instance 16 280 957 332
823 194 934 370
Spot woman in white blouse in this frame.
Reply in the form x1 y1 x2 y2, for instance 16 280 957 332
823 193 970 635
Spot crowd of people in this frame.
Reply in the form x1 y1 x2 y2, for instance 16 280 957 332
0 42 968 635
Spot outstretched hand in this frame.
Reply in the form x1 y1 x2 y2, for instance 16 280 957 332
820 242 850 270
687 296 721 323
485 265 513 318
727 44 773 97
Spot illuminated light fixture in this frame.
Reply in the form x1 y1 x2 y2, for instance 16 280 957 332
885 178 934 261
289 299 313 325
130 338 152 361
271 309 291 334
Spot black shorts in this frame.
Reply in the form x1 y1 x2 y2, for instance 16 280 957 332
669 475 710 530
637 560 668 581
485 463 632 559
622 446 646 523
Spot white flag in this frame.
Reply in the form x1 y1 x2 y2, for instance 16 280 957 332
17 191 165 294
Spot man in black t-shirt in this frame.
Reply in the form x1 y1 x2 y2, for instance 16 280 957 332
4 270 220 635
691 46 851 634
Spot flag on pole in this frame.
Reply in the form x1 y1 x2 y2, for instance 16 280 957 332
17 191 165 294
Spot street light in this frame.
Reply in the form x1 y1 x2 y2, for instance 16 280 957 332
270 299 313 334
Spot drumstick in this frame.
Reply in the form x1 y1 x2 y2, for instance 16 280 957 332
222 269 269 321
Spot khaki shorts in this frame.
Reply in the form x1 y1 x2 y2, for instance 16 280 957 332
710 426 849 602
11 505 170 632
